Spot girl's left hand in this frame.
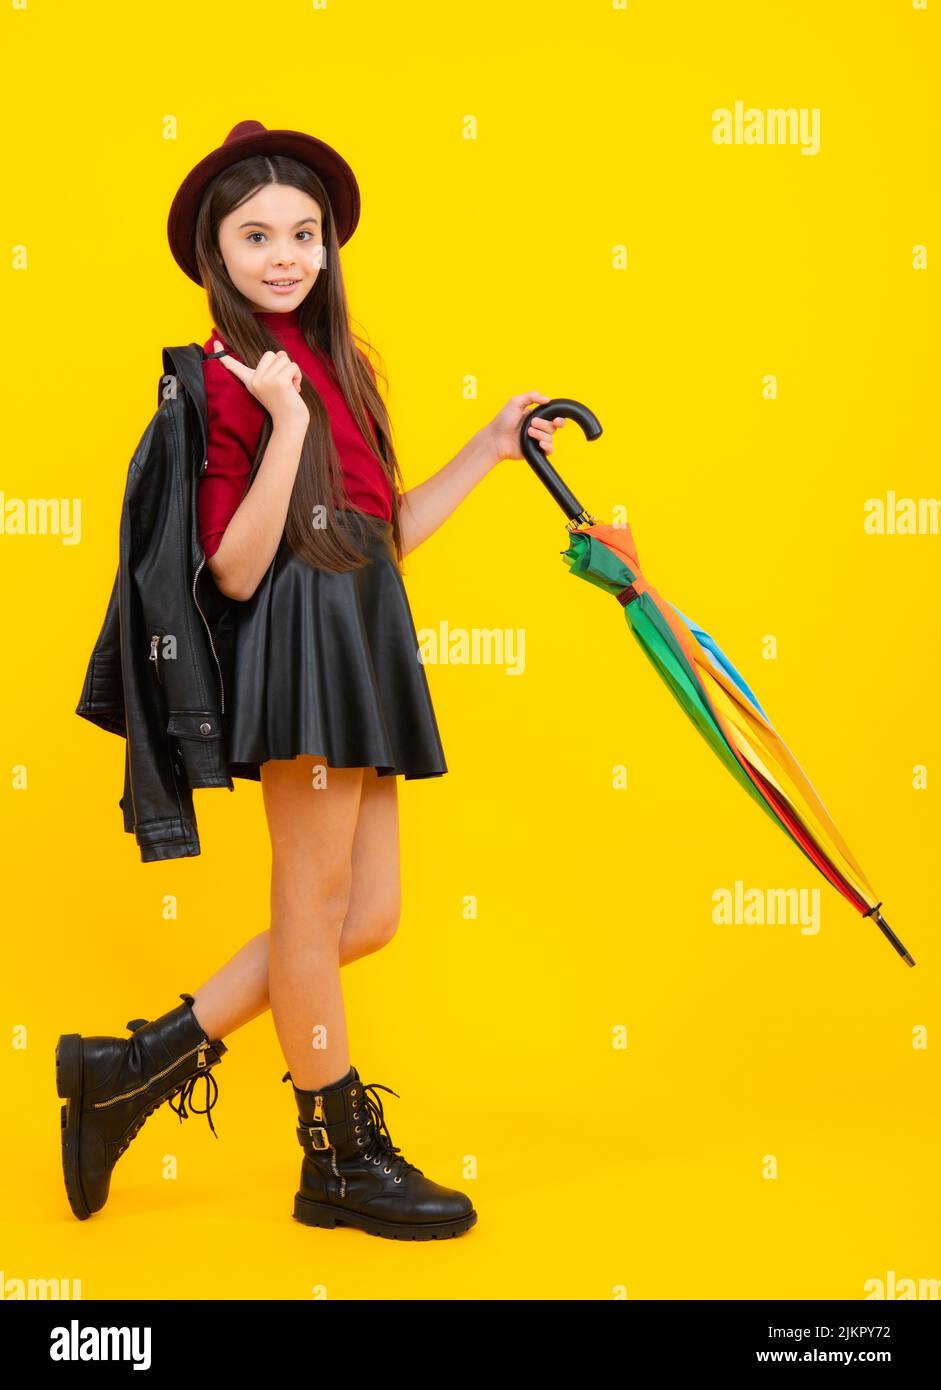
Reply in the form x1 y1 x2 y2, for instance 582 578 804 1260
484 392 566 464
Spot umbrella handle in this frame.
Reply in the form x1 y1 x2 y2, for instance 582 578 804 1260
518 397 603 525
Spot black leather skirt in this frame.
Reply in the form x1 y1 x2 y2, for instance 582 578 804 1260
224 508 447 781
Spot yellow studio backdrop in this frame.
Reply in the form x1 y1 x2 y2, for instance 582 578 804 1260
2 0 938 1302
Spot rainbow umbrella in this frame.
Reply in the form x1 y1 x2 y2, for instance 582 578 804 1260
522 399 914 967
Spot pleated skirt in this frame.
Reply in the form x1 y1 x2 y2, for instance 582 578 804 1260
224 508 447 781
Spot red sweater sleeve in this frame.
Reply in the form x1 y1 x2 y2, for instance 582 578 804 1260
198 351 266 560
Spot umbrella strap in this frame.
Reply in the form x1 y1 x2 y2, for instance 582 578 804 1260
616 576 650 607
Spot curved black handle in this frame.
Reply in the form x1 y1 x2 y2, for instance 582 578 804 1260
518 397 603 522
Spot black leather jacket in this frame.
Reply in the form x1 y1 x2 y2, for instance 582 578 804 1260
75 344 236 862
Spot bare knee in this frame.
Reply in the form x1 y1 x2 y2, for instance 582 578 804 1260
371 898 401 950
344 892 401 956
273 870 354 944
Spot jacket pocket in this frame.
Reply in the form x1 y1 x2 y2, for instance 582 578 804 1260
166 711 227 788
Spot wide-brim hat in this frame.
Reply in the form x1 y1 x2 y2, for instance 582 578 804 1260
167 119 361 286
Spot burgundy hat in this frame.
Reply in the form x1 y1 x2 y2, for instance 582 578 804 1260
167 119 361 286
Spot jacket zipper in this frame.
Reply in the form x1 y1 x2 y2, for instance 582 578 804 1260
92 1039 210 1109
192 552 226 714
150 630 189 815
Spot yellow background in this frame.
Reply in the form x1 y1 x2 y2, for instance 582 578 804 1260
2 0 938 1300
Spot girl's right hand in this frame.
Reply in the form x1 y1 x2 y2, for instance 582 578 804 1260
212 340 310 432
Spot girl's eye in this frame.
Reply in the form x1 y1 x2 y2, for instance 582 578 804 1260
245 231 318 244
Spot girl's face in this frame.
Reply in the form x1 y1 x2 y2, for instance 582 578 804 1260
217 182 324 313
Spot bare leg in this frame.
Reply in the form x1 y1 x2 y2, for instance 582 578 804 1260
189 930 271 1039
338 764 401 960
190 765 401 1044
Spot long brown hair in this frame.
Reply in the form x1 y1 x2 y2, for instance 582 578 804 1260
193 154 405 573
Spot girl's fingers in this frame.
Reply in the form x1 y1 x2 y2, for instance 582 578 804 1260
212 340 255 385
252 350 284 379
263 351 304 394
526 417 566 452
213 342 303 397
274 355 304 393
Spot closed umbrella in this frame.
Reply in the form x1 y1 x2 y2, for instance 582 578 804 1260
522 399 914 967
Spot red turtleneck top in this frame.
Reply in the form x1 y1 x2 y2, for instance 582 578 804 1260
197 308 397 560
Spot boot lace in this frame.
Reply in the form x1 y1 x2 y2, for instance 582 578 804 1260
115 1068 219 1158
169 1069 220 1137
355 1082 423 1182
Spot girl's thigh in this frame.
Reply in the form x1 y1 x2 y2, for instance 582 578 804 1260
260 755 365 917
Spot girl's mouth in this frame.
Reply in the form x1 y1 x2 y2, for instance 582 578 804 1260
263 279 301 295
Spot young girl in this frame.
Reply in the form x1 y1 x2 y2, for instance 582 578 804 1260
58 120 564 1242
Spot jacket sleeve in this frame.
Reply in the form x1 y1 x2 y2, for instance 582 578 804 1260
119 408 202 861
75 563 125 736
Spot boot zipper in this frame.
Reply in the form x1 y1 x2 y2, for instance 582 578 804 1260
149 634 162 683
192 555 226 714
328 1144 345 1200
310 1094 345 1199
93 1040 210 1108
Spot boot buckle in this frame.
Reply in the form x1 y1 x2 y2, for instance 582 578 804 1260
299 1122 330 1151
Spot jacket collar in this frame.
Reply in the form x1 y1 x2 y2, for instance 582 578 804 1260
162 344 209 465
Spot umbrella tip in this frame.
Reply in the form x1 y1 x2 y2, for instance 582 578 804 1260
869 907 915 968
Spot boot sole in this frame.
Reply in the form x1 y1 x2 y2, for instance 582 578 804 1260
56 1034 91 1221
292 1192 477 1240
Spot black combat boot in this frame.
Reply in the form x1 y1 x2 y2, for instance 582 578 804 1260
56 992 226 1220
284 1065 477 1240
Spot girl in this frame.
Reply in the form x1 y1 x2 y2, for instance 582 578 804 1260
58 120 564 1242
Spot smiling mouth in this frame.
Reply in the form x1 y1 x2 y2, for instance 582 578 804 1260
264 279 300 286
